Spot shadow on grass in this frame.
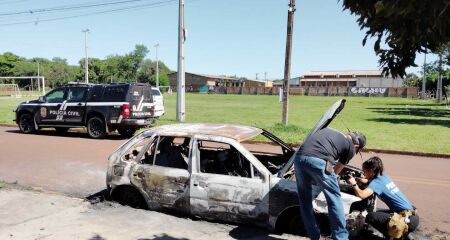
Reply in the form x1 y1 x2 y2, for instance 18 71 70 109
368 107 450 118
368 118 450 128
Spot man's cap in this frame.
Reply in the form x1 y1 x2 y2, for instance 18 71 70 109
351 131 366 150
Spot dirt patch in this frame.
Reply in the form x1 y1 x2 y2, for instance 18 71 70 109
0 186 300 240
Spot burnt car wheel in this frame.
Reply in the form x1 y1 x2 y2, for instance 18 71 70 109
113 187 147 209
18 113 36 134
118 128 137 138
87 117 106 139
288 214 307 235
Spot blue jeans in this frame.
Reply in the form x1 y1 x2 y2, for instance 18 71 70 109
294 155 348 240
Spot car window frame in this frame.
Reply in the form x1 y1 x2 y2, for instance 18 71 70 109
192 135 270 181
66 86 88 103
44 87 67 103
135 134 191 172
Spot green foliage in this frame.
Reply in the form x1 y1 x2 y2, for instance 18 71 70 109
341 0 450 78
0 44 172 87
403 73 420 87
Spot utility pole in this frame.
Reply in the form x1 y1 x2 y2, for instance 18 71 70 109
154 43 160 88
422 53 426 99
255 73 259 80
282 0 295 125
264 72 268 86
37 61 40 92
437 53 443 103
82 29 90 84
176 0 186 121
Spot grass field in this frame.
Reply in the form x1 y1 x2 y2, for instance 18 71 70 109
1 94 449 154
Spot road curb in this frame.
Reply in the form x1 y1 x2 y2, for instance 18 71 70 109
2 124 449 159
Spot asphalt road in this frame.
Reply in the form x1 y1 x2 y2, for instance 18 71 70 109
0 126 449 235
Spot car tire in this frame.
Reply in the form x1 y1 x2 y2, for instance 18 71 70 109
118 128 137 138
87 116 106 139
288 214 307 235
18 113 36 134
114 187 147 209
54 127 69 134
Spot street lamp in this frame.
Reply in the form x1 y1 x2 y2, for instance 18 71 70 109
82 29 90 83
154 43 160 88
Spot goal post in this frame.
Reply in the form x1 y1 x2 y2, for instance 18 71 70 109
0 76 46 96
0 84 21 98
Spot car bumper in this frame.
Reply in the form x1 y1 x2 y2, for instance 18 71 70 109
114 118 154 127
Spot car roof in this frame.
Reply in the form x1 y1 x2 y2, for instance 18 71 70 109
147 123 263 142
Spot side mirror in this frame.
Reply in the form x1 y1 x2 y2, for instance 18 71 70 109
38 96 46 103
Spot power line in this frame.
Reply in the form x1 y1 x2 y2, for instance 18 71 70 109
0 0 178 26
0 0 153 16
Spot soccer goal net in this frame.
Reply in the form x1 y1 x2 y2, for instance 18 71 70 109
0 84 21 98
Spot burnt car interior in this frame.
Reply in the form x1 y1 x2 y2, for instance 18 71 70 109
197 140 262 179
124 136 190 170
241 130 295 174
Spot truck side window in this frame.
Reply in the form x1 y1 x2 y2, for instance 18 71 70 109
67 87 86 102
103 86 126 101
89 86 103 101
46 88 65 103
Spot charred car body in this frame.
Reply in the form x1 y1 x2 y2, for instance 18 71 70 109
15 83 155 138
106 99 374 235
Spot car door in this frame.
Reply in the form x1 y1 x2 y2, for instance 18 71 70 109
189 135 270 224
64 86 87 125
130 135 191 214
39 87 67 125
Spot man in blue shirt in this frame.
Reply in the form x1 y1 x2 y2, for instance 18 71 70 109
347 156 419 238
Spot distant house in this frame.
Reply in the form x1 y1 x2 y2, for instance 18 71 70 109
168 72 271 92
300 70 403 88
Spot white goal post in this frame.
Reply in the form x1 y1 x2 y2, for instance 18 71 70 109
0 76 46 96
0 84 21 97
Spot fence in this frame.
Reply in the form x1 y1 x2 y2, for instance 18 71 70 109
213 86 419 98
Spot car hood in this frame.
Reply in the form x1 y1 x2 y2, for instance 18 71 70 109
277 99 346 177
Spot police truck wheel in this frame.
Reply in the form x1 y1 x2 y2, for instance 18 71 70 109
54 127 69 134
18 113 35 134
87 117 106 139
118 128 137 138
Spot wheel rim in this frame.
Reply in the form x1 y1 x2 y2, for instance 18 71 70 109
89 119 102 137
20 115 32 132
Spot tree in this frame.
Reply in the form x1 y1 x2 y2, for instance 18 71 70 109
0 52 22 76
341 0 450 78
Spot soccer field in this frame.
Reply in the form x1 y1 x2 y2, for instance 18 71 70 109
2 94 449 154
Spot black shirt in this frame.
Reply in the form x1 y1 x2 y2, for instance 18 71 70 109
297 128 355 165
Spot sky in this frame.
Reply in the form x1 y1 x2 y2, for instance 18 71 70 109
0 0 437 80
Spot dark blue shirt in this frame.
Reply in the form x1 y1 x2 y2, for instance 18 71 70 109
298 128 355 165
368 175 414 212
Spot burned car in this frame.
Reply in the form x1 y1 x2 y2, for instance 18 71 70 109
106 99 374 235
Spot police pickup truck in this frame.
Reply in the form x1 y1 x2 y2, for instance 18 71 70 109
15 83 155 138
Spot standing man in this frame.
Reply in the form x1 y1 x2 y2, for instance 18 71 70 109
294 128 366 240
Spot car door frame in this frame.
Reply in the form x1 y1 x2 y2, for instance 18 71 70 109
129 134 191 214
189 134 271 225
38 87 67 125
64 86 88 125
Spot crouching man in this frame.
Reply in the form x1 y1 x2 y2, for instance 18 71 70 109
347 156 419 239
